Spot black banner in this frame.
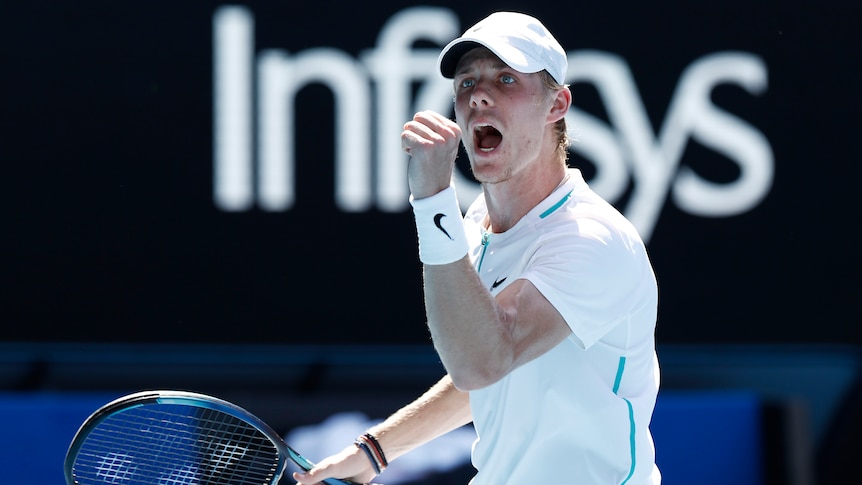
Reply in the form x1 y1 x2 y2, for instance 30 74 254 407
2 1 859 345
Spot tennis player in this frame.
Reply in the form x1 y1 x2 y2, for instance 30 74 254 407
295 11 661 485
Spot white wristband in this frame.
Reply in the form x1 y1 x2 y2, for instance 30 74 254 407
409 185 469 265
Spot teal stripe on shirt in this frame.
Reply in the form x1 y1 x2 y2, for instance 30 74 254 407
539 190 572 219
614 356 637 484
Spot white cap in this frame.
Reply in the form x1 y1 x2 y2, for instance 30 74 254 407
438 12 567 85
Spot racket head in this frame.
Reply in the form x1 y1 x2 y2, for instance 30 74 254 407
64 390 288 485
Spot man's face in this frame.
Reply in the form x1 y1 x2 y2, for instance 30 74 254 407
452 47 555 185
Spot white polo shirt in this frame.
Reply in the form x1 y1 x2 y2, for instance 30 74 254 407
462 169 661 485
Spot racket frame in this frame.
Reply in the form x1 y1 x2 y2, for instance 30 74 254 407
64 390 355 485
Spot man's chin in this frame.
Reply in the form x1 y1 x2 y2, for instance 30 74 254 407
470 165 509 186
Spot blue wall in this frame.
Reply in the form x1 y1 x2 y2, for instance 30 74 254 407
1 390 762 485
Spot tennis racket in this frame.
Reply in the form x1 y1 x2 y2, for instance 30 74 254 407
64 389 357 485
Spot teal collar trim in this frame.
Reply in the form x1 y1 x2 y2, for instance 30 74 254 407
539 190 573 219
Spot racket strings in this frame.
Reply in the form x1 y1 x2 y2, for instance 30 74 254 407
71 404 281 485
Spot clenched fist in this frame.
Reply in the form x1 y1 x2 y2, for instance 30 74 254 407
401 110 462 200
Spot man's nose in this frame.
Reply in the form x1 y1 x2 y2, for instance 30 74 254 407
470 82 493 108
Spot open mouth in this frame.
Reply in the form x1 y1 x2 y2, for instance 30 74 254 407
474 124 502 153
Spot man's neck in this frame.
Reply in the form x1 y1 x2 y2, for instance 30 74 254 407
482 162 567 233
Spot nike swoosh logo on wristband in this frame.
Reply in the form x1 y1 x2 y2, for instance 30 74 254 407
433 213 454 240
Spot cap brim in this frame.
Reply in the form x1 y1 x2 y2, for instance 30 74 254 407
438 40 483 79
438 37 547 81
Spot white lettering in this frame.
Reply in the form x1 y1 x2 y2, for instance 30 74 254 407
257 48 371 211
361 7 461 211
664 52 772 217
567 50 773 240
213 6 253 211
212 5 773 243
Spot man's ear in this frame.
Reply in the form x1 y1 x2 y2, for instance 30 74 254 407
548 86 572 123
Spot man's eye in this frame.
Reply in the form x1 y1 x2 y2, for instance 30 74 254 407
501 75 515 84
460 79 475 88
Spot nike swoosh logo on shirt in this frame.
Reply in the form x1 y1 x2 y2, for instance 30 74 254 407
433 213 454 240
491 276 507 290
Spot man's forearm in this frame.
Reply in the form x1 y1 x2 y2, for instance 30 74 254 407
367 374 472 462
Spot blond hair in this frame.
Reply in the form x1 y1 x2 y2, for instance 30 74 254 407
539 70 570 161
